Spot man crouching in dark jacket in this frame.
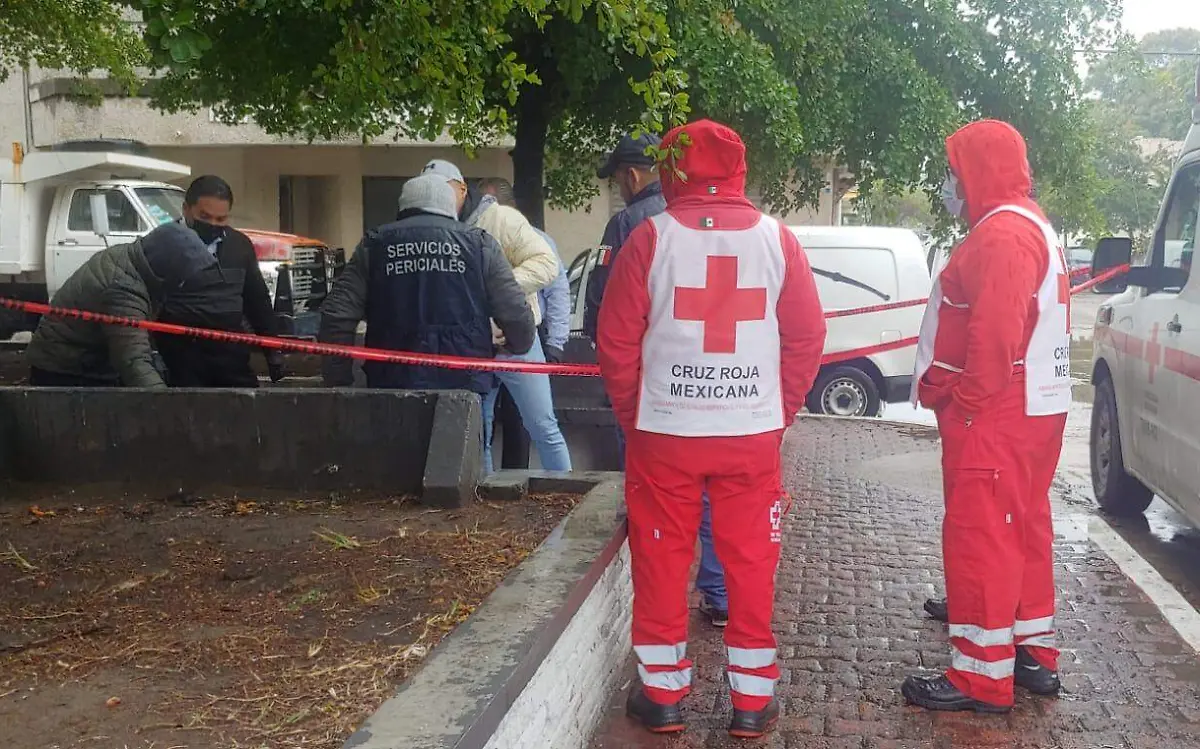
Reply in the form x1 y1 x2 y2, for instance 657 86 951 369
26 222 217 388
319 174 535 391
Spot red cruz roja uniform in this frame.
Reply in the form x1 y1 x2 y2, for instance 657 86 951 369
597 120 826 736
906 120 1070 711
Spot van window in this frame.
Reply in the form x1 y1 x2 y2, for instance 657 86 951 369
67 189 145 234
804 247 900 308
1160 162 1200 290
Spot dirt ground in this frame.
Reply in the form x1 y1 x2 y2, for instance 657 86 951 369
0 487 581 748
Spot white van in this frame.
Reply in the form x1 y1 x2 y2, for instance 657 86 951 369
565 225 932 417
789 226 931 417
1088 64 1200 530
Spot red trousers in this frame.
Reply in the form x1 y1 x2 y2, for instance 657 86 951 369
625 429 785 712
938 378 1066 707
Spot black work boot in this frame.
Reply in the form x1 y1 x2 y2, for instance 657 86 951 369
1014 646 1061 696
626 687 686 734
901 674 1010 714
728 698 780 738
923 597 949 622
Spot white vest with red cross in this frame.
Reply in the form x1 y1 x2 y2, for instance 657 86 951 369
911 204 1071 417
635 212 787 437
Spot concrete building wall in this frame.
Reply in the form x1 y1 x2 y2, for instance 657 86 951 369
4 74 833 263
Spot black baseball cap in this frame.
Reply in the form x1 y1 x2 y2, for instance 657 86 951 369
597 133 662 179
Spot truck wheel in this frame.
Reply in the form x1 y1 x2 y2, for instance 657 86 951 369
1091 377 1154 516
807 366 881 418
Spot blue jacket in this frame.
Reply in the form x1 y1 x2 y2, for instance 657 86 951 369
582 181 666 341
534 228 570 351
318 209 535 392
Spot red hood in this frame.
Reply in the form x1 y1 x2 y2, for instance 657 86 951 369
659 119 748 204
946 120 1035 226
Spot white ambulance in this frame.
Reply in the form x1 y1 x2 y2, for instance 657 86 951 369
566 226 932 418
1089 64 1200 530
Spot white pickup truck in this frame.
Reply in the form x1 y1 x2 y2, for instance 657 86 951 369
1089 63 1200 531
0 140 342 340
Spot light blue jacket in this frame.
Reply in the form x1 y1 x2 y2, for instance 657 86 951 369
534 228 570 351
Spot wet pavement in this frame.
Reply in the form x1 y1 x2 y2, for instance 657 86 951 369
590 418 1200 748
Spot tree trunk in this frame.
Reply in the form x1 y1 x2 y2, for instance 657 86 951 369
512 84 550 230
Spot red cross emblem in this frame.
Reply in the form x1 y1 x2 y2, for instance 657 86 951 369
1146 322 1163 384
673 255 768 354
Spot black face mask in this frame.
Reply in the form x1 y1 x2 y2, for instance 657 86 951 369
189 219 227 246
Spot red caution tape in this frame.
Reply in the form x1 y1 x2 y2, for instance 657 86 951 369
0 298 601 377
821 337 920 365
0 263 1130 379
824 298 928 319
1068 263 1130 294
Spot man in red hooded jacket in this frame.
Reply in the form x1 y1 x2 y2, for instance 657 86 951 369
902 120 1070 713
597 120 827 737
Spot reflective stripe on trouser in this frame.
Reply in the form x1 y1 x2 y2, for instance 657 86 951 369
633 642 693 702
727 647 779 705
625 429 785 710
938 379 1066 706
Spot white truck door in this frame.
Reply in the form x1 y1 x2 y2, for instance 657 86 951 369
1156 160 1200 513
1128 158 1200 501
48 186 148 298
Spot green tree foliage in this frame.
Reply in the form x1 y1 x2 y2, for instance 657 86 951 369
1089 28 1200 141
0 1 145 86
118 1 1117 229
1079 28 1199 246
850 185 936 232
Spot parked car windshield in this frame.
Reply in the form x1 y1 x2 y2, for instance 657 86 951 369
135 187 186 226
1068 248 1093 265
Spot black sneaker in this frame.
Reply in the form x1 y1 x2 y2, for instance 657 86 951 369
626 687 686 734
923 598 948 622
699 598 729 628
901 674 1010 714
729 698 780 738
1014 646 1061 696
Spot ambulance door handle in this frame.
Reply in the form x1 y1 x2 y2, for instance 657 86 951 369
1167 319 1183 334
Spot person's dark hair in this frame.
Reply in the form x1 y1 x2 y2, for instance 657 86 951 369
478 177 516 207
184 175 234 206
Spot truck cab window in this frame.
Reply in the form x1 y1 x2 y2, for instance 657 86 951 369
1160 163 1200 289
67 189 145 234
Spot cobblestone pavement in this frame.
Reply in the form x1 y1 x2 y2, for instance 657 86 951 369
590 418 1200 749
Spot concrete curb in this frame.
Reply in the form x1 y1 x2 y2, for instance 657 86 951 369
343 472 629 749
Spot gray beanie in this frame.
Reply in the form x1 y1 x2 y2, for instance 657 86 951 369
398 174 458 219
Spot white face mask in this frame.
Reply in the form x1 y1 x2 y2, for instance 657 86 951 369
941 173 965 219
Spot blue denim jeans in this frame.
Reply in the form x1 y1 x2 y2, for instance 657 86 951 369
482 336 572 473
616 425 727 610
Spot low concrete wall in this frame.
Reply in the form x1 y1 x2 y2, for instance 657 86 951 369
0 387 482 504
343 473 630 749
483 544 631 749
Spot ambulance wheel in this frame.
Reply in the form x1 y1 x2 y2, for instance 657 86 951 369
1091 377 1153 516
808 366 881 418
